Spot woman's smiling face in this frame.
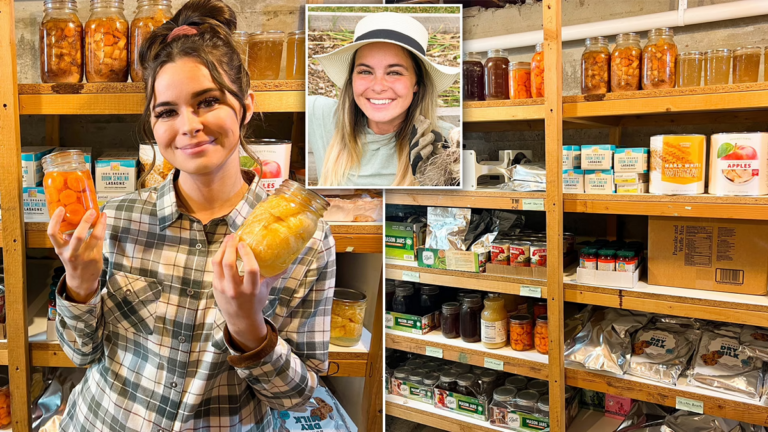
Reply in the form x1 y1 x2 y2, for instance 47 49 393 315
352 42 419 135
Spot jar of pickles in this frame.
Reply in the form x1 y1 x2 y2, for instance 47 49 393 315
534 314 548 354
484 49 509 100
248 31 284 80
509 314 533 351
733 46 761 84
235 179 328 277
85 0 130 82
509 62 531 99
581 37 610 95
641 28 677 90
40 0 84 83
611 33 641 92
233 31 250 67
286 30 306 80
463 52 485 101
330 288 367 347
41 150 100 235
130 0 172 82
705 49 732 86
531 42 545 97
676 51 703 88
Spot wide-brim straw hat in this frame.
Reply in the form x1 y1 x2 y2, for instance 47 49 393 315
314 12 460 94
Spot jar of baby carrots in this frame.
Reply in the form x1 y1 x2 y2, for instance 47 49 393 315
534 315 548 354
509 314 534 351
531 43 545 98
41 150 100 234
509 62 532 99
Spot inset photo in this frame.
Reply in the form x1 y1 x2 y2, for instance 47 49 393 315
306 5 462 188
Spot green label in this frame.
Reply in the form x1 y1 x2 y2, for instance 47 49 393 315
426 346 443 358
402 271 420 282
384 235 411 250
458 352 470 364
522 199 545 211
386 312 424 334
484 358 504 371
520 285 542 298
676 396 704 414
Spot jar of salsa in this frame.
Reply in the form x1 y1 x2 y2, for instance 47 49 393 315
463 52 485 101
484 49 510 100
41 150 100 235
460 294 483 343
509 314 533 351
420 285 440 315
531 43 545 97
438 370 459 392
481 297 508 349
509 61 531 99
579 247 597 270
392 284 417 315
597 249 616 271
441 302 460 339
616 250 638 273
534 315 548 354
533 301 547 321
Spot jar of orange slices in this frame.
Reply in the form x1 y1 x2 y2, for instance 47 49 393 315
41 150 100 234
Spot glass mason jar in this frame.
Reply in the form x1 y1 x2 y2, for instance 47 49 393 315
235 179 328 277
509 62 531 99
527 379 549 395
85 0 129 82
441 302 460 339
581 37 610 95
460 294 483 343
676 51 703 88
41 150 100 235
733 46 761 84
130 0 172 82
610 33 641 92
534 314 548 354
385 279 395 311
330 288 367 347
40 0 84 83
484 49 510 100
535 395 550 418
705 49 732 86
505 375 528 391
642 28 677 90
0 384 10 428
233 31 250 69
463 52 485 101
286 30 306 80
531 42 545 97
513 389 539 413
392 284 416 314
248 31 284 80
481 296 508 349
509 314 533 351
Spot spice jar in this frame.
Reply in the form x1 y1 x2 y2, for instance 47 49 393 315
235 180 328 277
441 302 460 339
233 31 250 67
533 300 547 321
705 49 732 86
40 0 84 83
509 314 533 351
392 284 417 315
438 370 459 392
641 28 677 90
456 373 478 398
597 249 616 271
330 288 367 347
581 37 610 95
534 314 548 354
611 33 641 92
484 49 510 100
535 395 550 418
616 250 638 273
676 51 703 88
286 30 306 80
733 46 761 84
505 375 528 391
514 389 540 413
85 0 130 83
579 247 597 270
509 62 532 99
463 52 485 101
248 31 284 80
420 285 440 316
531 43 545 97
527 379 548 395
41 150 100 235
460 294 483 343
481 297 508 349
129 0 172 82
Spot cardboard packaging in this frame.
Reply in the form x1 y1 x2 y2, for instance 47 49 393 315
434 388 488 421
389 378 434 404
95 152 138 194
385 310 440 335
585 170 615 194
582 145 615 170
563 169 584 193
614 148 649 173
616 183 649 194
97 192 128 208
23 187 50 222
605 394 635 420
614 173 649 184
51 147 92 170
21 147 56 187
385 220 425 262
563 146 581 169
418 247 488 273
648 217 768 295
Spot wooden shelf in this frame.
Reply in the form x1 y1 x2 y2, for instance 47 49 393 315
329 222 382 254
386 188 546 210
463 99 545 123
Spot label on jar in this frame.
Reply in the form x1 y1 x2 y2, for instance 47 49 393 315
616 258 638 273
580 256 597 270
598 258 615 271
481 319 508 344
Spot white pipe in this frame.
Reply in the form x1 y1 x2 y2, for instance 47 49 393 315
464 0 768 53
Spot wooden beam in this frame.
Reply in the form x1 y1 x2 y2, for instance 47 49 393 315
363 274 384 432
45 115 60 147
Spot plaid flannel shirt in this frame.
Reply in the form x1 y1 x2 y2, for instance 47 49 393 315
55 169 336 432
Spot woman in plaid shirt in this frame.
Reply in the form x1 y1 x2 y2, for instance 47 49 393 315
45 1 336 431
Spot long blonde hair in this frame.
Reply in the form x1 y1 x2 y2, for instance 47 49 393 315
319 47 439 187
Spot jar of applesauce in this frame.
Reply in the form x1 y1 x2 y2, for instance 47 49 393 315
581 37 610 95
85 0 129 82
41 150 100 235
235 179 329 277
40 0 84 83
130 0 172 82
484 49 509 100
642 28 677 90
248 31 285 80
733 46 761 84
705 49 732 86
610 33 641 92
233 31 250 68
531 42 545 97
676 51 703 88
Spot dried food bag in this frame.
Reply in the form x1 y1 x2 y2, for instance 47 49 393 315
705 322 743 338
564 305 596 351
687 331 764 400
740 326 768 361
425 207 471 251
464 210 493 248
564 308 652 375
628 323 701 385
661 410 741 432
616 401 670 432
652 315 702 330
500 180 546 192
273 386 357 432
492 210 524 236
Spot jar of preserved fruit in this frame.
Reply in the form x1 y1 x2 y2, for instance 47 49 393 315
733 46 761 84
330 288 367 347
463 52 485 101
438 370 459 392
41 150 100 235
456 373 478 398
597 249 616 271
441 302 460 339
611 33 641 92
233 31 250 67
460 294 483 343
531 42 545 97
248 31 284 80
85 0 130 82
581 37 610 95
130 0 172 82
392 284 416 315
0 385 10 428
481 297 508 349
505 375 528 391
642 28 677 90
40 0 84 83
420 285 440 315
534 314 548 354
286 30 306 80
509 62 531 99
484 49 510 100
705 49 732 86
676 51 703 88
509 314 533 351
235 179 328 277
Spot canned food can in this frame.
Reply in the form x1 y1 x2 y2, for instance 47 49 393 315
709 132 768 196
650 134 706 195
510 241 531 267
490 241 511 265
530 242 547 268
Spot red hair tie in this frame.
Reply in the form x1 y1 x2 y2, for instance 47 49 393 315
168 25 199 41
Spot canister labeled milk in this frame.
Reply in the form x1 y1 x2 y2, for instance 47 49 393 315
649 135 706 195
709 132 768 196
241 139 292 193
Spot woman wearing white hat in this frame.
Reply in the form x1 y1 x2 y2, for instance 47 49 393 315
308 12 461 187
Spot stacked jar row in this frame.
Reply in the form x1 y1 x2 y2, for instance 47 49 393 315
677 46 765 88
463 43 546 101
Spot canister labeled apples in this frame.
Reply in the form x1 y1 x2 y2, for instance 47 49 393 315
650 134 706 195
709 132 768 196
242 139 292 194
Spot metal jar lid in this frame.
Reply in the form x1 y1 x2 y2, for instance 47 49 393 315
505 375 529 389
515 389 540 405
527 379 549 395
442 302 460 314
493 385 518 402
439 370 459 382
423 373 440 386
456 373 477 387
394 367 412 379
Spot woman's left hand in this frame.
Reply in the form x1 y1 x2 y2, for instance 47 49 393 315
211 234 283 352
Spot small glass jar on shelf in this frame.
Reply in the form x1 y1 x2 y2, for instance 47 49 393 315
531 42 545 97
484 49 510 100
460 294 483 343
641 28 677 90
463 52 485 101
130 0 172 82
610 33 641 92
85 0 130 83
534 314 548 354
233 31 250 67
581 36 610 95
248 31 284 80
286 30 306 80
509 314 533 351
330 288 367 347
509 62 531 99
733 46 761 84
676 51 703 88
441 302 460 339
705 48 732 86
392 283 417 315
40 0 84 83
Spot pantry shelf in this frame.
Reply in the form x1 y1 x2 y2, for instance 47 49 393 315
329 222 382 254
463 99 545 123
386 189 546 210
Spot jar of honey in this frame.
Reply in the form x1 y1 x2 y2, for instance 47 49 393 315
41 150 100 235
40 0 84 83
733 46 761 84
705 49 732 86
509 62 531 99
534 315 548 354
581 36 610 95
610 33 641 92
509 314 533 351
641 28 677 90
484 49 510 100
248 31 284 80
463 52 485 101
85 0 130 83
235 179 329 277
531 43 545 97
286 30 306 80
130 0 172 82
676 51 703 88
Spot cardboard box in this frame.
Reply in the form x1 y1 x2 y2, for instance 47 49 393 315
51 147 92 171
385 311 440 335
563 169 584 193
385 221 425 262
605 394 635 420
97 192 129 208
434 388 488 421
563 146 581 169
585 170 615 194
486 252 578 279
23 187 50 222
489 387 581 430
648 217 768 295
417 247 488 273
21 146 56 187
582 145 615 170
614 173 649 184
614 148 649 173
389 378 434 404
95 152 138 194
576 262 643 288
616 183 649 194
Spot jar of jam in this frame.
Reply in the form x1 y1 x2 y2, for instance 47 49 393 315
463 52 485 101
248 31 284 80
535 395 550 418
642 28 677 90
392 284 417 315
705 48 732 86
611 33 641 92
509 314 533 351
420 285 440 315
385 280 395 311
616 250 638 273
531 42 545 97
441 302 460 339
40 0 84 83
481 297 508 349
527 379 548 395
581 36 610 95
286 30 306 80
233 31 250 67
534 315 548 354
733 46 761 84
438 370 459 392
484 49 510 100
460 294 483 343
130 0 172 82
514 389 540 413
533 301 546 321
597 249 616 272
41 150 100 235
509 62 532 99
505 375 528 391
85 0 130 82
456 373 478 398
676 51 703 88
579 247 597 270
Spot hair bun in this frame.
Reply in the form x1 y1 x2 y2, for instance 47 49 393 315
175 0 238 33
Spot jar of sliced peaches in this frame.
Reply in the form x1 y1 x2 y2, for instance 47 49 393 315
85 0 129 82
40 0 84 83
641 28 677 90
130 0 172 82
41 150 100 235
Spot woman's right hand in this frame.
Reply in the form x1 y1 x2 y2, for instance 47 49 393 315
47 207 108 303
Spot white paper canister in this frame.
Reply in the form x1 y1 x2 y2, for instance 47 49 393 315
709 132 768 196
649 134 706 195
242 139 292 193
